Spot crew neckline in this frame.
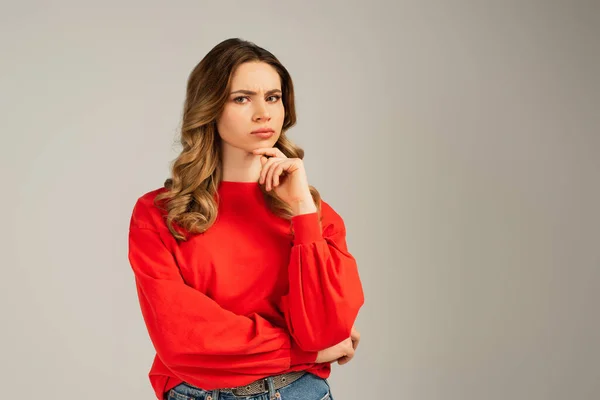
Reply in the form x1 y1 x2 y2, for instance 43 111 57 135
218 180 261 194
219 180 260 186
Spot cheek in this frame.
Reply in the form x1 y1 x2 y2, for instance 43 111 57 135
273 104 285 125
217 107 245 137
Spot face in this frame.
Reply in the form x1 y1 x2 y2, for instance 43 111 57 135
216 61 285 154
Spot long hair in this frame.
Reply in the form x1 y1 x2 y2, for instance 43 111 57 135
155 38 322 241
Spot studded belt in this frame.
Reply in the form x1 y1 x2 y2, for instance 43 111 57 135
220 371 306 396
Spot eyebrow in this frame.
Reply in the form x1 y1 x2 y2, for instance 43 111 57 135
230 89 282 96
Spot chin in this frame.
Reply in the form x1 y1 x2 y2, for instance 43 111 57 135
254 135 280 147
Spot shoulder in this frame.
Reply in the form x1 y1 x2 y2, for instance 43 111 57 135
129 187 169 230
135 186 168 208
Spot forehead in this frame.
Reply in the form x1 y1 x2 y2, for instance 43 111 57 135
230 62 281 90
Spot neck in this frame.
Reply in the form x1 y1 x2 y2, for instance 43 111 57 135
220 143 262 182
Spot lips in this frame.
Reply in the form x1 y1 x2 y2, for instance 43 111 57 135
251 128 275 139
251 128 274 134
252 130 274 139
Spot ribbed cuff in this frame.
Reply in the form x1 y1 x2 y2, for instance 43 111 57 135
289 339 318 365
291 212 322 245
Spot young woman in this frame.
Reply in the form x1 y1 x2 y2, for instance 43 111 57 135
127 38 365 400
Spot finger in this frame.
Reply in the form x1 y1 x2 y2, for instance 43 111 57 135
351 328 360 346
259 156 269 184
351 334 360 350
253 147 287 158
266 159 286 191
259 157 280 185
343 344 355 358
337 354 353 365
273 163 285 187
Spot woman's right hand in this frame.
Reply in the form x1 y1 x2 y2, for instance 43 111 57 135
315 336 355 364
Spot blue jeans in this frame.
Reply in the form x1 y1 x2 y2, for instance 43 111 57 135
166 372 333 400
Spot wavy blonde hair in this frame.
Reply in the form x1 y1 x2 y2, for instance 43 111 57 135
155 38 322 241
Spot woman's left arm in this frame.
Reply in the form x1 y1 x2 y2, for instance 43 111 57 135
252 147 365 352
279 200 365 352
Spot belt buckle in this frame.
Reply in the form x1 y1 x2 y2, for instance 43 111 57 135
260 377 269 393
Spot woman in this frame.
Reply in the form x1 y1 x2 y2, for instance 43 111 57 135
127 38 365 400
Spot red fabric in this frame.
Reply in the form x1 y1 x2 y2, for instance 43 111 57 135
127 181 364 399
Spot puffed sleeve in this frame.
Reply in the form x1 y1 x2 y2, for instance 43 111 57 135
279 200 365 351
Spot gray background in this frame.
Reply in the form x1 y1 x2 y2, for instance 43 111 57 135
1 1 599 399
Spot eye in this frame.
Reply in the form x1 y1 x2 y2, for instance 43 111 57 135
233 96 248 104
233 95 281 104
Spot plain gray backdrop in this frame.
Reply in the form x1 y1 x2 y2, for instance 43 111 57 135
1 1 599 399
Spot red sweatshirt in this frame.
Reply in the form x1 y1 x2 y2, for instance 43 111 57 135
127 181 364 399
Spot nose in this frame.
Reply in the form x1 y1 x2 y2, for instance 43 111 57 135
252 100 271 122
